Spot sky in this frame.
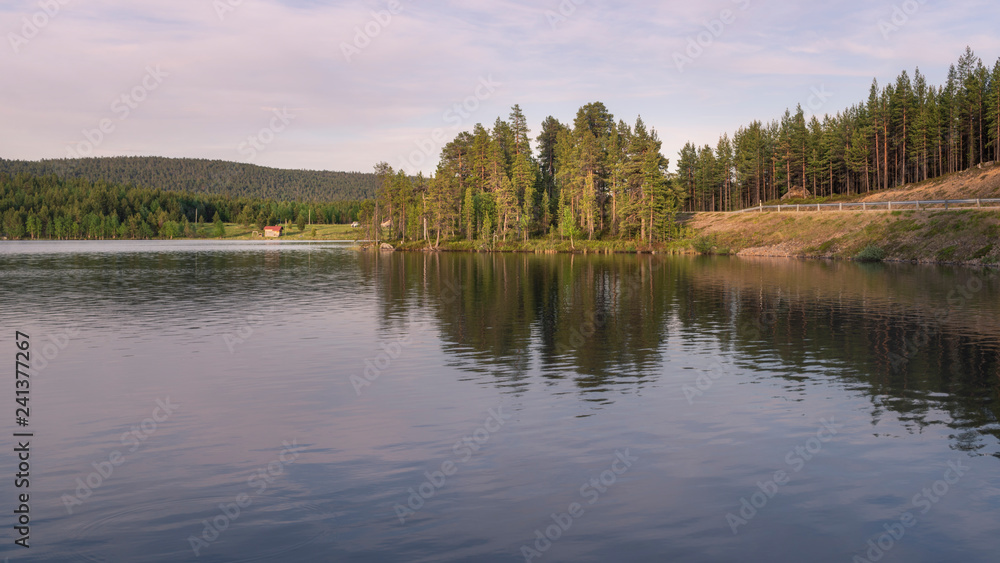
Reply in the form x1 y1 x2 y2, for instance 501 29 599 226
1 0 998 176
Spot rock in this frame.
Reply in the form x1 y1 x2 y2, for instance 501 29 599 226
379 242 395 252
781 186 812 200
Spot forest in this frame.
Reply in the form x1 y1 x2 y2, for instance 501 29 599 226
0 156 379 202
678 47 1000 211
3 48 998 243
366 103 684 246
369 48 1000 245
0 174 363 240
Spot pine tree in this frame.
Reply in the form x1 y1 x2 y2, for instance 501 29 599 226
463 186 475 241
696 145 717 211
716 134 734 211
509 105 538 237
676 142 698 210
892 70 913 185
989 59 1000 162
911 69 931 181
212 212 225 238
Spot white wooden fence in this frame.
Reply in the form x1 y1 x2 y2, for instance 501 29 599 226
731 198 1000 214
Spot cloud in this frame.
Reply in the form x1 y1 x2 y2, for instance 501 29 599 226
0 0 997 174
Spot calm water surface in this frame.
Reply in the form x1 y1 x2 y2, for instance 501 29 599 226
0 241 998 562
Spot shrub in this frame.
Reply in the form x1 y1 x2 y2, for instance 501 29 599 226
855 245 885 262
691 235 717 254
692 235 730 255
936 245 957 261
692 235 716 255
971 244 994 260
816 239 836 253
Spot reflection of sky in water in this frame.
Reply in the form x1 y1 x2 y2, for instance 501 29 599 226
0 243 997 562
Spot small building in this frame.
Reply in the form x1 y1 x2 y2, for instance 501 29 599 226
264 226 283 238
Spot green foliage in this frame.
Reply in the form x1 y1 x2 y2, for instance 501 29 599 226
855 245 886 262
815 239 837 253
936 245 958 261
426 103 682 245
887 218 922 233
679 48 1000 211
161 220 180 239
0 173 365 241
560 206 580 247
692 235 715 254
692 234 731 255
481 212 493 243
971 244 994 260
212 213 225 238
0 156 378 201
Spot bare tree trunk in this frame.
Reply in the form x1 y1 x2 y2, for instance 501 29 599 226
883 121 889 190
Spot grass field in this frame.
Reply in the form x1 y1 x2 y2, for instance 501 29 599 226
213 223 366 241
685 162 1000 265
689 209 1000 264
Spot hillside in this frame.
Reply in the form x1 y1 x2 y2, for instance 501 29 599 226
690 163 1000 266
0 156 379 202
856 164 1000 203
772 162 1000 205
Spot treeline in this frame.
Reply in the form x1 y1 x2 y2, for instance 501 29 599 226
0 156 379 202
678 47 1000 211
0 174 364 240
368 103 684 245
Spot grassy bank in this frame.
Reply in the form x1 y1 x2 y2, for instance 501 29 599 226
775 162 1000 206
690 209 1000 265
194 193 997 268
141 214 1000 267
369 211 999 266
212 223 362 240
684 161 1000 266
377 236 693 254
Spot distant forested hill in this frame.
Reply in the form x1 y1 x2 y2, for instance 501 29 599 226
0 156 378 201
0 173 364 240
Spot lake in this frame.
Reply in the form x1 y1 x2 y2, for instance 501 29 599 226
0 241 998 562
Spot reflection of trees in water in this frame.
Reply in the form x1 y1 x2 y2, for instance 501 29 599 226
362 253 1000 456
1 246 365 331
6 248 995 454
682 259 1000 455
360 252 680 393
727 291 999 455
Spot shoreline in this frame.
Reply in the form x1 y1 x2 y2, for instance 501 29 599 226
689 208 999 269
5 234 999 269
361 239 1000 269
